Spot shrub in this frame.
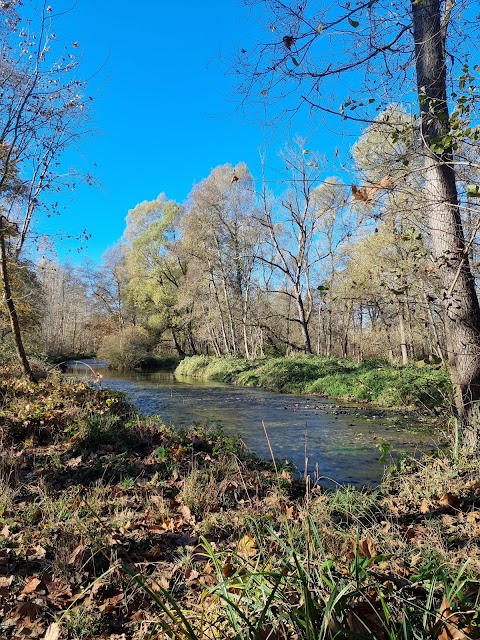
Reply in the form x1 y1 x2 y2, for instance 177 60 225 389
98 326 153 371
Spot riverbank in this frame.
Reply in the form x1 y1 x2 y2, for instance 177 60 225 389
1 370 479 639
176 355 452 410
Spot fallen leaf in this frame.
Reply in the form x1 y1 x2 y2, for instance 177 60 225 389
68 543 86 565
466 511 480 524
6 601 41 623
178 504 194 523
222 556 235 578
420 498 430 514
0 575 13 587
25 545 46 560
410 552 422 567
435 594 470 640
43 622 60 640
184 567 199 582
358 534 377 559
237 533 257 559
151 576 169 591
438 493 459 509
392 559 410 576
129 610 145 622
65 455 82 468
21 576 42 594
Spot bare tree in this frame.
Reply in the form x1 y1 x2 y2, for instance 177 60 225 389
257 142 350 353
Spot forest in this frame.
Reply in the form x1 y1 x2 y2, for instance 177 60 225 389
2 0 480 638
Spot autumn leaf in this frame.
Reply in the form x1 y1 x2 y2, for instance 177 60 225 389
68 542 86 565
420 498 430 514
21 576 42 594
222 555 235 578
357 534 377 559
237 532 257 559
178 503 195 523
437 492 459 509
352 176 393 204
434 594 470 640
0 575 13 588
43 622 60 640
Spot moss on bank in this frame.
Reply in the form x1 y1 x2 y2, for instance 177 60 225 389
176 355 452 409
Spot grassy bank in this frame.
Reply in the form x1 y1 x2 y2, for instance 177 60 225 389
1 370 478 638
176 355 452 410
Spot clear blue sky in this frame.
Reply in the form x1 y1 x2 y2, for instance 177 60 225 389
49 0 361 263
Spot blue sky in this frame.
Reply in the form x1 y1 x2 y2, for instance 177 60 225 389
44 0 362 263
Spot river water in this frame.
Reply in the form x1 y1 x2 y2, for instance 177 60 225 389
65 360 439 486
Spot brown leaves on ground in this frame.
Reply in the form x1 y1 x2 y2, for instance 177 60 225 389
1 373 480 639
432 594 471 640
43 623 60 640
357 534 377 560
0 373 292 639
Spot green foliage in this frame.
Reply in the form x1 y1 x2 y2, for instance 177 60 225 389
98 325 153 371
176 354 254 382
309 365 450 408
176 355 451 409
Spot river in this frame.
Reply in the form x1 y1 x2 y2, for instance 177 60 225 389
65 360 439 486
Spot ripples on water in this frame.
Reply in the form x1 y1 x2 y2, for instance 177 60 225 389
65 360 436 487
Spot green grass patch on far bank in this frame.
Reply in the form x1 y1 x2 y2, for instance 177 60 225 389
176 355 452 409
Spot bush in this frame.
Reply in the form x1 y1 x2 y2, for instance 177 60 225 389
98 326 153 371
176 354 253 381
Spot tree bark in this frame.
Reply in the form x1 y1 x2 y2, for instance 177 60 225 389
399 309 409 365
412 0 480 434
0 223 36 381
296 292 313 354
171 328 186 358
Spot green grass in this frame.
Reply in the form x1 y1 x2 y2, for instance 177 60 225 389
176 355 452 409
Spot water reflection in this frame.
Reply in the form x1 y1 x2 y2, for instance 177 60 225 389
66 360 436 486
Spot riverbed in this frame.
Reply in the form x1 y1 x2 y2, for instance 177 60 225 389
65 360 441 486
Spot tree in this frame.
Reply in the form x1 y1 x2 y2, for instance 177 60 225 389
123 198 190 356
237 0 480 435
39 259 95 357
257 143 350 353
0 2 90 379
181 163 261 357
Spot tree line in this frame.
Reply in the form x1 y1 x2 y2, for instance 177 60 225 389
26 111 476 375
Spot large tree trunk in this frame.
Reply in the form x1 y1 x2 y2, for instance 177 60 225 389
0 223 36 382
412 0 480 436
